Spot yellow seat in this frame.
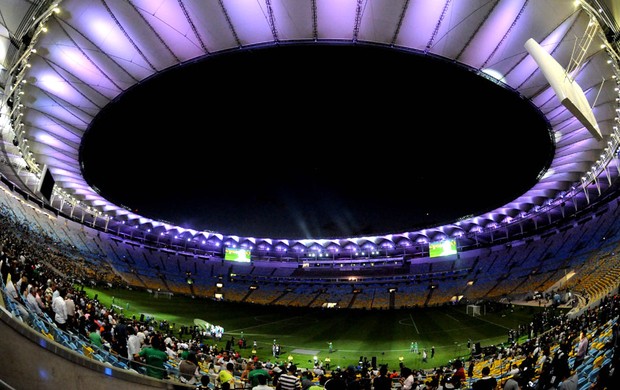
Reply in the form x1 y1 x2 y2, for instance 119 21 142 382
41 330 54 340
593 355 604 368
83 345 95 358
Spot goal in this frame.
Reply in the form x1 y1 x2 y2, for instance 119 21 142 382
154 290 174 299
466 304 482 317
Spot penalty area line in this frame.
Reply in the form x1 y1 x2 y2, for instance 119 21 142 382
410 314 420 334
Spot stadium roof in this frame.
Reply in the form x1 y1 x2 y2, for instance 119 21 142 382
0 0 619 251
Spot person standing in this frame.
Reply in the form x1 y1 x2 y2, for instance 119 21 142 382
135 334 169 380
422 349 427 363
25 284 43 316
64 292 76 327
89 323 104 349
328 342 333 353
127 325 142 370
452 359 466 387
113 317 129 359
573 329 589 371
468 359 476 379
431 346 435 359
51 287 67 331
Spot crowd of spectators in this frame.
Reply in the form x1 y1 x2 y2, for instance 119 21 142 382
2 201 620 389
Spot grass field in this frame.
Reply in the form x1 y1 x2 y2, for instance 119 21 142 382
82 286 556 371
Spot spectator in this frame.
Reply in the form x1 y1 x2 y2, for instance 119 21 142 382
64 292 76 326
452 359 466 388
88 322 103 349
51 287 67 330
249 362 272 388
324 370 346 390
558 368 578 390
112 317 128 358
308 374 327 390
135 334 169 380
503 374 520 390
4 273 18 300
372 365 392 390
399 367 415 390
573 329 589 371
179 351 200 384
301 370 314 390
199 374 212 390
219 362 236 390
126 325 142 370
241 361 255 382
279 364 301 390
589 363 610 389
33 285 47 313
472 366 497 390
25 284 43 316
253 374 272 390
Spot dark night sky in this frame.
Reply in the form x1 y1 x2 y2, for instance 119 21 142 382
80 43 553 239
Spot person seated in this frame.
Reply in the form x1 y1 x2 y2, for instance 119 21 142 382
472 366 497 390
199 374 213 390
252 374 272 390
178 351 201 384
249 362 272 388
219 362 236 390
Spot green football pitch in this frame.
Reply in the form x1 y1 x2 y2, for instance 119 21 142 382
82 286 556 371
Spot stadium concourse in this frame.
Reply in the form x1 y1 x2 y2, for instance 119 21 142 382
1 0 620 389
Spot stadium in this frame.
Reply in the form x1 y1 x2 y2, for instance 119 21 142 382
1 0 620 389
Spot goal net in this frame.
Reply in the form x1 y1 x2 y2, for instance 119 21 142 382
154 290 173 299
466 304 481 317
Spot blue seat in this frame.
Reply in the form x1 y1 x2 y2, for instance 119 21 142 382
577 375 587 388
107 354 118 363
39 320 49 333
589 367 600 382
43 312 53 323
579 363 593 376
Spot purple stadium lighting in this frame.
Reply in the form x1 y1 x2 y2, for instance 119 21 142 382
0 0 618 258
